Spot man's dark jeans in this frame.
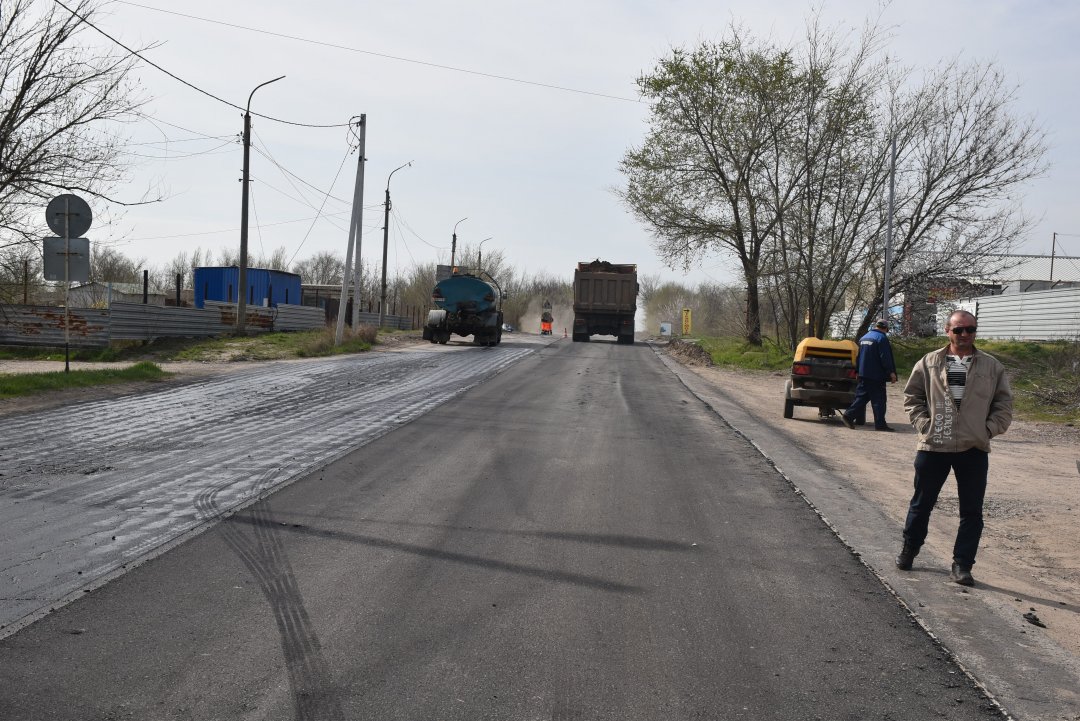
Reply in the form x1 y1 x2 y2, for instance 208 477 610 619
902 448 989 568
845 378 888 428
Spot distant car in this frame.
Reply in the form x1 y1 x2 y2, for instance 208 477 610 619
501 323 515 333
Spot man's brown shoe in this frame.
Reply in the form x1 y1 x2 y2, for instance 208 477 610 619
950 563 974 586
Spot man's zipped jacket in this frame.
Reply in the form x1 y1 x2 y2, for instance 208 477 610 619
903 346 1013 453
856 328 896 380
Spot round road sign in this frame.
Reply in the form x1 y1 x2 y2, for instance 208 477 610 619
46 194 93 238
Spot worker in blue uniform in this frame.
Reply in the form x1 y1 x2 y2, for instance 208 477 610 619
841 319 898 431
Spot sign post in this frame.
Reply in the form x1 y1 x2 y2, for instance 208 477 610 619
45 194 92 373
681 308 692 336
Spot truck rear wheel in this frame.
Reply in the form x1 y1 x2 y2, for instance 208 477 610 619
783 397 795 419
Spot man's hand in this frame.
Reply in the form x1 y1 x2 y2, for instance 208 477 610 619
889 372 898 383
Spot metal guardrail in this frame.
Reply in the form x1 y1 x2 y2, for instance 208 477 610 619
1 301 414 348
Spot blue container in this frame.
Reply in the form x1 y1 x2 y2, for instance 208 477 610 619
432 274 497 313
194 267 302 308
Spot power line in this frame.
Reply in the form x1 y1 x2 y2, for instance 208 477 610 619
51 0 354 128
391 206 446 250
251 133 352 206
288 143 354 266
116 1 645 104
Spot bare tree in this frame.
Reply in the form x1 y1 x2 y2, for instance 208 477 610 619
292 250 343 285
0 243 43 303
91 244 143 283
0 0 152 249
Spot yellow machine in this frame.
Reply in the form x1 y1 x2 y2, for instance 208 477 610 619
784 337 859 420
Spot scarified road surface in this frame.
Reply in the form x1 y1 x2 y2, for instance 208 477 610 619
0 341 535 634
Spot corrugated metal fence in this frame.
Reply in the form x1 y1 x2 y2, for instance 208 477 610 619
972 287 1080 340
0 301 413 348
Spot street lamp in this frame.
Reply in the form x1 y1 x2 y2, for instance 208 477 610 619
451 217 467 271
477 237 493 272
238 74 285 333
379 161 412 328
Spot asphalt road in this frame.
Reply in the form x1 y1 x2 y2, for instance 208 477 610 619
0 337 1001 720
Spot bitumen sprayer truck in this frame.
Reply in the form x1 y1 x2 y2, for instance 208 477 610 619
423 270 505 346
572 260 638 344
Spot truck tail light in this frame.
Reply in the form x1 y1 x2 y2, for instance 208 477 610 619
792 362 812 376
846 368 858 380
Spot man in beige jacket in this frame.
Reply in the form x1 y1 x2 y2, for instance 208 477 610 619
896 310 1013 586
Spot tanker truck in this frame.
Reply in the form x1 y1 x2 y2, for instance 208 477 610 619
423 271 505 346
572 260 638 344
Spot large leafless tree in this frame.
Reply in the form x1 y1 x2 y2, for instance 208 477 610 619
0 0 149 252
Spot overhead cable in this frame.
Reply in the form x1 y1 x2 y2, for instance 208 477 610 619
51 0 354 127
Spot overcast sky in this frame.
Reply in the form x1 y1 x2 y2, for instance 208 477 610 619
85 0 1080 287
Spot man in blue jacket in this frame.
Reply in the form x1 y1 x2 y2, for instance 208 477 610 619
841 320 898 431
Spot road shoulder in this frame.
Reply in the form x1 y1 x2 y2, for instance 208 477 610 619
652 344 1080 721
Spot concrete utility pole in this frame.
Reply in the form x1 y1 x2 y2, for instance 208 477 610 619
451 217 467 270
380 161 412 328
883 135 896 325
336 115 367 345
238 75 284 333
477 237 492 271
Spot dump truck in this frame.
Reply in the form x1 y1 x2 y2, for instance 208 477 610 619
572 260 638 344
423 272 504 346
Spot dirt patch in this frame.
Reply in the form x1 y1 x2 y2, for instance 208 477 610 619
665 338 713 366
667 354 1080 662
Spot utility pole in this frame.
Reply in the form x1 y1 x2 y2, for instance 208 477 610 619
336 115 367 345
1050 231 1057 282
883 135 896 325
477 237 492 272
451 217 467 271
238 75 285 333
380 161 412 328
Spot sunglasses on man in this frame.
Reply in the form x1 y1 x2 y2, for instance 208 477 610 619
950 326 977 334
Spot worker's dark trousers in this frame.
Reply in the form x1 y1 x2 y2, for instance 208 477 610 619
844 379 887 428
902 448 989 568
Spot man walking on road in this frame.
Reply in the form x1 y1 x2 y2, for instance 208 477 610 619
895 310 1013 586
841 320 898 431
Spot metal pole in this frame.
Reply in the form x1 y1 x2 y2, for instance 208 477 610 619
883 136 896 325
380 162 411 328
1050 232 1057 282
64 196 70 373
477 237 492 272
238 75 285 333
336 115 367 344
451 217 467 270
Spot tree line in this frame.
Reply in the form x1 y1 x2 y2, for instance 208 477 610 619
618 12 1046 347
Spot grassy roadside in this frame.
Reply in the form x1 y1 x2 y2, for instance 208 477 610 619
0 361 169 398
0 326 397 399
695 335 1080 423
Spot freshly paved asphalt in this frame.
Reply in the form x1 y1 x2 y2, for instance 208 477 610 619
0 338 1001 720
